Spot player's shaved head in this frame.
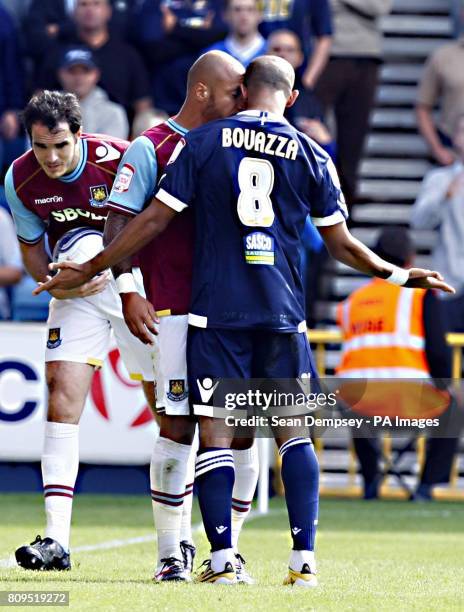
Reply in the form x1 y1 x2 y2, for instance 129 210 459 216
181 51 245 123
187 50 245 90
244 55 295 97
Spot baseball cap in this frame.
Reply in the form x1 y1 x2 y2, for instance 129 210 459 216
60 48 97 70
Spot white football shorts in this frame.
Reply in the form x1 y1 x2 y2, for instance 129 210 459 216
45 227 155 381
153 314 189 415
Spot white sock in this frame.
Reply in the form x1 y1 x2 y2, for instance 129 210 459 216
150 436 191 564
211 548 235 572
231 442 259 552
289 550 316 572
42 421 79 552
180 436 197 545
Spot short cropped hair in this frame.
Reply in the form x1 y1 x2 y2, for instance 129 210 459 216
244 57 294 96
374 227 415 268
22 90 82 137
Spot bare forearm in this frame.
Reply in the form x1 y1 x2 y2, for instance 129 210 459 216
0 267 22 286
103 210 135 279
416 105 441 154
19 240 50 282
88 199 175 276
319 223 392 278
303 37 331 88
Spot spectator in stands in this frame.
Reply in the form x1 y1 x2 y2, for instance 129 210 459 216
205 0 266 66
267 29 335 158
24 0 134 68
130 108 168 139
337 227 457 501
132 0 227 115
315 0 392 208
0 207 22 320
416 37 464 166
0 2 26 178
35 0 153 119
259 0 332 91
411 114 464 333
58 47 129 139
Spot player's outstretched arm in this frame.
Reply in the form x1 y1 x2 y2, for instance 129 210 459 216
33 199 177 295
318 221 455 294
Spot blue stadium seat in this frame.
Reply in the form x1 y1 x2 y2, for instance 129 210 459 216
11 275 50 321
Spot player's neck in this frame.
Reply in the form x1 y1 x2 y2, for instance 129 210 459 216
246 99 285 117
172 108 203 131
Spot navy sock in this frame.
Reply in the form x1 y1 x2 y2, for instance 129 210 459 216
280 438 319 551
195 447 235 551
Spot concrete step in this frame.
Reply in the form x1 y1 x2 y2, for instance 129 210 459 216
358 179 421 201
391 0 452 14
315 301 338 323
351 227 437 250
350 203 413 224
370 108 420 129
359 159 430 179
381 14 452 36
383 37 450 58
376 85 417 106
366 133 428 156
370 108 416 129
380 64 424 84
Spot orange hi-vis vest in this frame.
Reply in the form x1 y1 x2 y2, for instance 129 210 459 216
336 279 449 419
336 278 429 379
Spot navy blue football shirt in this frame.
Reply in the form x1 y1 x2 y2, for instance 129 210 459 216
156 110 348 332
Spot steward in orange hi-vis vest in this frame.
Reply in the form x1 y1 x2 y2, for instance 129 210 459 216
336 279 450 419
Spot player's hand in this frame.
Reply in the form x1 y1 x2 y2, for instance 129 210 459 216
446 172 464 199
41 271 110 300
433 145 455 166
405 268 455 293
33 261 94 295
120 292 159 345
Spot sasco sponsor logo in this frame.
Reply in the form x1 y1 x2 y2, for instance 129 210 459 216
34 195 63 204
245 232 273 251
0 360 40 422
51 208 107 222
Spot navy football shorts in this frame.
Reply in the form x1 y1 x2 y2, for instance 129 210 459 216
188 327 318 416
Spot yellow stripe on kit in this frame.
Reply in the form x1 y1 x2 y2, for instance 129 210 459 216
155 309 172 317
129 373 144 381
87 358 104 368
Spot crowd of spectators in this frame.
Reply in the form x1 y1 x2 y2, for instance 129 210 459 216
1 0 464 325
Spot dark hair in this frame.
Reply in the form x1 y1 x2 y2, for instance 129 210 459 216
21 90 82 137
244 56 294 96
374 227 415 268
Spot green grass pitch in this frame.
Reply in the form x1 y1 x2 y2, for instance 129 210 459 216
1 494 463 611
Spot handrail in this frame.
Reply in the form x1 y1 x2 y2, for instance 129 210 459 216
307 329 464 379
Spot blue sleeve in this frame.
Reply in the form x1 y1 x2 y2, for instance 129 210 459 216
107 136 158 215
309 0 333 36
4 164 46 244
309 154 348 226
155 138 197 212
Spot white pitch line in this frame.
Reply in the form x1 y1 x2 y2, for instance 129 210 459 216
0 508 283 570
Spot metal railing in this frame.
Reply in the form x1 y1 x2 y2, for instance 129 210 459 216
276 329 464 500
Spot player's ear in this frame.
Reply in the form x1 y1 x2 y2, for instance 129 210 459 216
240 83 248 104
286 89 299 109
75 126 83 139
195 82 210 102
